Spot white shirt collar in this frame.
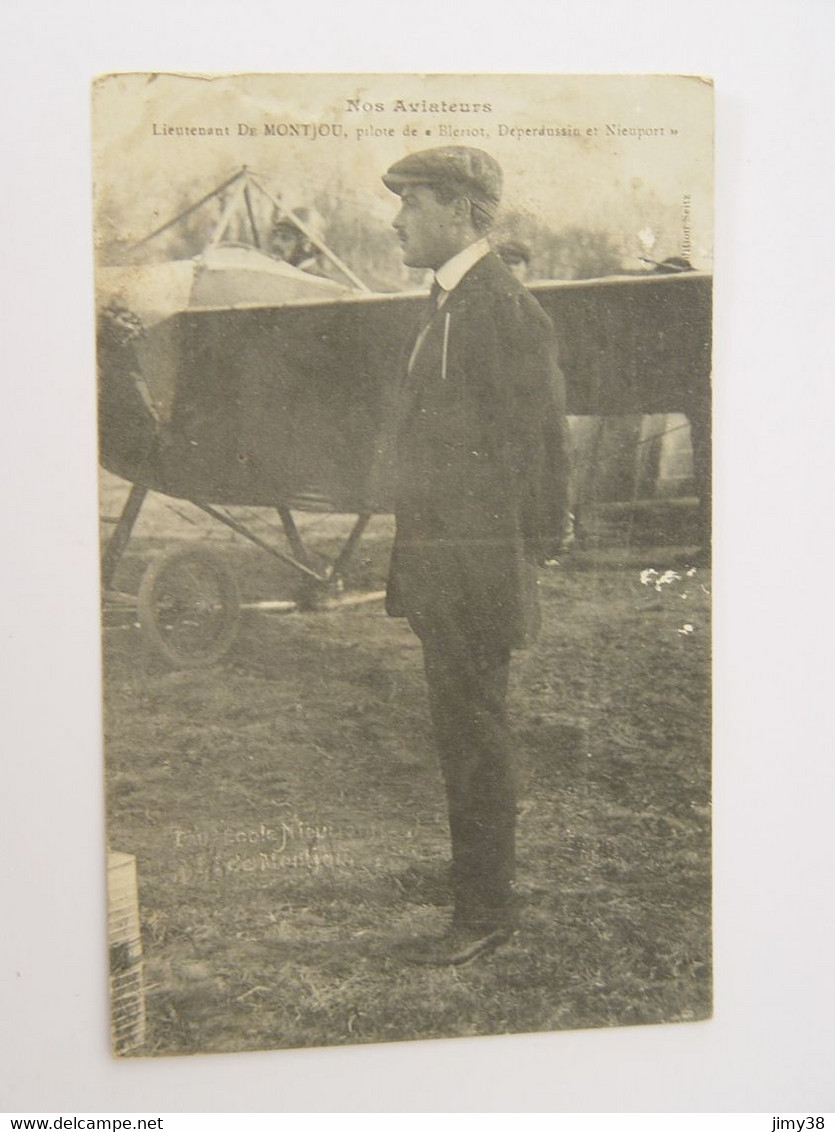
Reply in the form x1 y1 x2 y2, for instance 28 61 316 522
434 237 491 296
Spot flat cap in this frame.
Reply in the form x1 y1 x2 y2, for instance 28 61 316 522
654 255 693 274
382 146 503 217
496 240 531 266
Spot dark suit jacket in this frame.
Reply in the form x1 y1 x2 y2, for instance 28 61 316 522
386 250 569 654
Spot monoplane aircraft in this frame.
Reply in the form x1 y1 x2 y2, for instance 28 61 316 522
98 167 712 666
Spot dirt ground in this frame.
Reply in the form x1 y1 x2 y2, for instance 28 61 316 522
102 479 711 1055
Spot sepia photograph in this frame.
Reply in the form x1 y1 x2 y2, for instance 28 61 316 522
94 71 713 1058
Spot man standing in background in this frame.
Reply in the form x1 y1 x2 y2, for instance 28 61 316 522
496 239 532 283
383 147 570 964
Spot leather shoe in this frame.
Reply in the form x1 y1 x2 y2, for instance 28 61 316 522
398 926 513 967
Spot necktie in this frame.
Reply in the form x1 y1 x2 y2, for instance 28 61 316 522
408 280 442 375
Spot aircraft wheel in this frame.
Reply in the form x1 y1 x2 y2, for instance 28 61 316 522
137 545 240 668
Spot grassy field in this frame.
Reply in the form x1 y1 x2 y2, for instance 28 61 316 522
103 503 711 1055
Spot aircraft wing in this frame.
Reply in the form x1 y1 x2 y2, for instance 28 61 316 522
529 271 712 416
100 288 426 511
99 273 711 513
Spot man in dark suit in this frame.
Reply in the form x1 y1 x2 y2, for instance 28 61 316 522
383 147 570 964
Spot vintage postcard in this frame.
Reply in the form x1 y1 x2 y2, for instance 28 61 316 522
94 72 713 1056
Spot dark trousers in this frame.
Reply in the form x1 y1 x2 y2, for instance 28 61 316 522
421 629 516 933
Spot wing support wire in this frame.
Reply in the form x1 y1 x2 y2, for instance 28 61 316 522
124 166 371 292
